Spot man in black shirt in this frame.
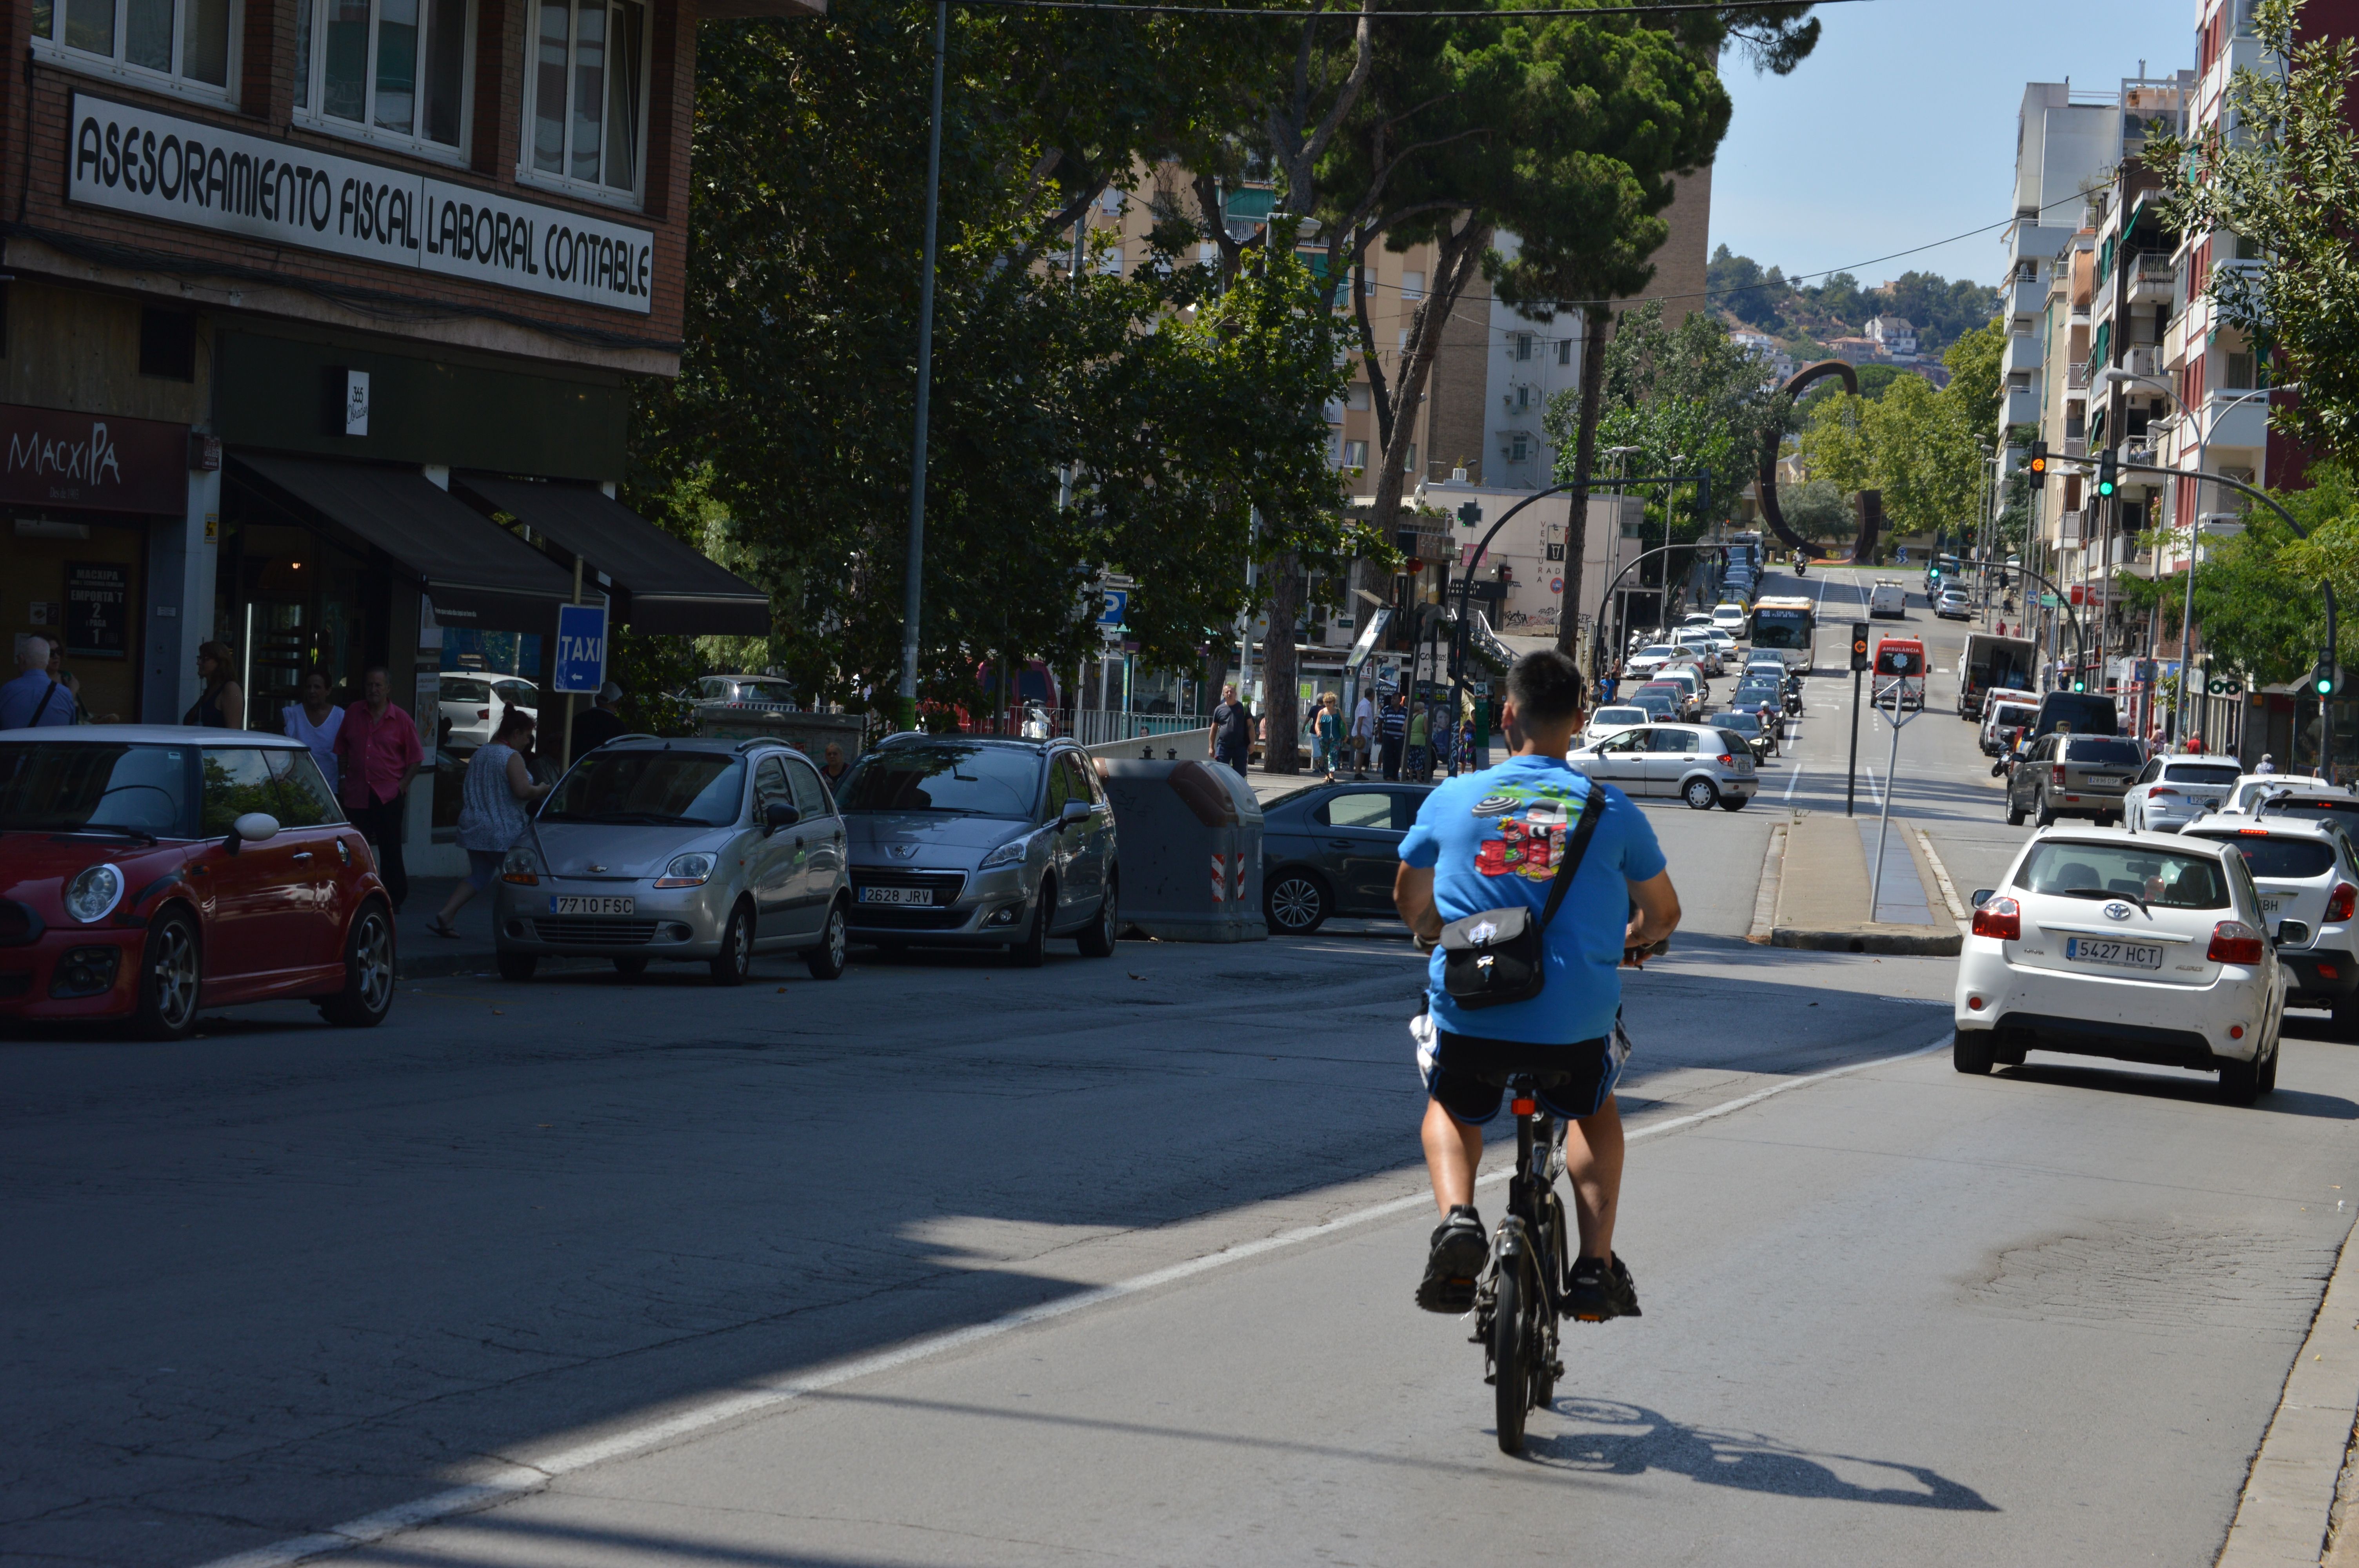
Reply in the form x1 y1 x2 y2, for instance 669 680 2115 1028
1209 684 1254 777
570 682 628 757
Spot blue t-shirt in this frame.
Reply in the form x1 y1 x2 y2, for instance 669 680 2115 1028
0 670 71 730
1399 755 1666 1045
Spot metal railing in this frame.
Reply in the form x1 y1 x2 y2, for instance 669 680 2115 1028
2066 363 2089 390
1064 709 1207 749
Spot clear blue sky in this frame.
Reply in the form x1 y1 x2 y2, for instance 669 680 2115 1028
1711 0 2199 292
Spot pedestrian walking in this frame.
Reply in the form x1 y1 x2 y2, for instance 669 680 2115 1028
1209 683 1254 778
820 741 852 792
334 667 424 912
1314 693 1345 782
1405 702 1430 782
1596 666 1619 706
1352 689 1375 778
570 681 627 755
182 641 244 729
2257 753 2278 775
427 708 553 938
282 670 345 795
1379 692 1407 780
0 636 73 729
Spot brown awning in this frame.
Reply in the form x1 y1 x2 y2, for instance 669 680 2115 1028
229 455 577 631
453 474 771 636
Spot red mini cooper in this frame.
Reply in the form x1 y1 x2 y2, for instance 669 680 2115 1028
0 727 395 1038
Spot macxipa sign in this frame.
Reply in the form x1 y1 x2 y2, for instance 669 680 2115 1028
0 403 189 514
67 95 655 315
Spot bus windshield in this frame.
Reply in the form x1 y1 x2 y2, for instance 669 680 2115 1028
1752 607 1811 649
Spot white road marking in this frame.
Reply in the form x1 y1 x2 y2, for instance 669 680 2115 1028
192 1033 1953 1568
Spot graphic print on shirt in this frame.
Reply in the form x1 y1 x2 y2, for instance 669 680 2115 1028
1469 784 1587 880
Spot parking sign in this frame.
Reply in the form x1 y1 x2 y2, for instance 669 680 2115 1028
554 603 608 694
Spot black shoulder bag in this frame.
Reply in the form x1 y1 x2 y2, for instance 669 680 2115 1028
1438 786 1606 1011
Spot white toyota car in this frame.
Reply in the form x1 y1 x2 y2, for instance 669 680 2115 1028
1954 827 2286 1102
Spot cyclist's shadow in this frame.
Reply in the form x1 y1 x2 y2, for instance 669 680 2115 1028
1517 1397 1995 1511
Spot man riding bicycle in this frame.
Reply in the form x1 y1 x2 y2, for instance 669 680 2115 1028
1393 649 1681 1322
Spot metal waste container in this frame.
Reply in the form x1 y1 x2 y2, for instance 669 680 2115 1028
1098 757 1265 942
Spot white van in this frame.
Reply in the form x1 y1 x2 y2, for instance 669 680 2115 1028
1869 581 1907 619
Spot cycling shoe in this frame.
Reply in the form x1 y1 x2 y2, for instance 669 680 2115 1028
1414 1205 1487 1313
1564 1252 1641 1321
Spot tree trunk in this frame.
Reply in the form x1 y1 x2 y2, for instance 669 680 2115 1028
1261 552 1304 772
1554 305 1614 669
1366 218 1494 539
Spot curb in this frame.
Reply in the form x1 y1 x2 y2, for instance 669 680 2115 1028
1767 924 1963 956
1746 822 1788 944
2218 1209 2359 1567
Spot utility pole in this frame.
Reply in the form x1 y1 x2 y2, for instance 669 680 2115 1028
896 0 949 730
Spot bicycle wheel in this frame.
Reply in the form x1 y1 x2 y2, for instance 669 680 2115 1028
1532 1196 1567 1408
1493 1258 1529 1454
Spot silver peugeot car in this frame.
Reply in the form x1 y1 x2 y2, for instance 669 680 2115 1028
491 736 851 984
838 734 1119 964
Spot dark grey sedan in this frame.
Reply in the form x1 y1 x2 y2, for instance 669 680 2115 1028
1260 780 1436 935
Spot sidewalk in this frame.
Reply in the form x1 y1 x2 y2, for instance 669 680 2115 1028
1763 809 1963 955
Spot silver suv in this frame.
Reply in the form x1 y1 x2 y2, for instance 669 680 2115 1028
1569 721 1757 811
493 737 851 984
2181 815 2359 1035
838 735 1120 964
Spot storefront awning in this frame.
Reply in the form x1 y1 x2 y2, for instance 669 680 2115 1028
453 474 771 636
229 455 576 630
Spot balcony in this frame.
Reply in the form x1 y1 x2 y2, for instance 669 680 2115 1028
2064 437 2088 459
2123 346 2161 379
2001 330 2043 379
2196 392 2269 452
2126 254 2178 307
2003 387 2040 428
2066 361 2088 391
2059 510 2083 545
2006 275 2044 316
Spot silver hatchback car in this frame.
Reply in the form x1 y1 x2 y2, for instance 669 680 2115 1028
492 737 851 984
1568 720 1758 811
837 735 1120 964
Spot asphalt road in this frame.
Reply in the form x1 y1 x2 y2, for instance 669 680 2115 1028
8 601 2358 1568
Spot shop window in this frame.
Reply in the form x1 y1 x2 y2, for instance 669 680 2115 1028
523 0 651 203
292 0 474 156
139 309 196 382
32 0 240 99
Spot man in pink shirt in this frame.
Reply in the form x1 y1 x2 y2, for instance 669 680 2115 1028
334 666 423 910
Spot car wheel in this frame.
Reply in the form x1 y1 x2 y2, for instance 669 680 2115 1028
134 909 202 1041
613 956 649 978
2034 797 2058 829
1683 777 1718 811
1077 876 1119 957
319 901 395 1027
2218 1052 2261 1105
1719 795 1748 812
1007 881 1051 968
804 899 850 980
1265 869 1331 935
709 901 755 985
496 949 537 982
1953 1028 1994 1075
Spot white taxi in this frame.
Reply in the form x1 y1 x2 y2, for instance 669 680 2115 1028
1954 827 2286 1102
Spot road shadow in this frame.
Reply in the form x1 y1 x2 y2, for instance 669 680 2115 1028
2001 1058 2359 1120
1521 1397 1996 1510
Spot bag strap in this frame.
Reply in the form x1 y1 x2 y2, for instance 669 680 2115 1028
1534 785 1607 933
28 681 57 727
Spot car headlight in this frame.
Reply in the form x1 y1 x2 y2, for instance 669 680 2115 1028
980 836 1031 869
64 863 124 924
655 852 716 888
500 842 545 885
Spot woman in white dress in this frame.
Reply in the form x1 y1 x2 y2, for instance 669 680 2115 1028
283 670 344 794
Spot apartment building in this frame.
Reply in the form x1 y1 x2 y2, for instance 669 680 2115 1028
4 0 782 859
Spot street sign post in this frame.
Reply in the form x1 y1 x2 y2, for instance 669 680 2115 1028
1867 640 1926 916
554 603 608 694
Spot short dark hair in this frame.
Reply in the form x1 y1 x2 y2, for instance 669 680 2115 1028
1506 649 1585 726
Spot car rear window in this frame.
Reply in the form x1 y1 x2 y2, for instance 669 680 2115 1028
2266 796 2359 826
2036 693 2120 737
2065 738 2145 766
2193 833 2336 880
1991 704 2036 728
2015 842 2231 909
1719 712 1762 731
1592 708 1648 726
2163 763 2243 787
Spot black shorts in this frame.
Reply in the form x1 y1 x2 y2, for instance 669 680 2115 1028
1419 1028 1622 1126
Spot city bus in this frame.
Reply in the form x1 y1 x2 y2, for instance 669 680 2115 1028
1749 595 1817 673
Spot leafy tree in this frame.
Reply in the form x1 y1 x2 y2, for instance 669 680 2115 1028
2151 0 2359 460
1792 318 2003 543
1708 243 1788 331
1781 477 1852 541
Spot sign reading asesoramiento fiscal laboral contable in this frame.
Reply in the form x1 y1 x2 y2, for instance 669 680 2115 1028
66 94 655 315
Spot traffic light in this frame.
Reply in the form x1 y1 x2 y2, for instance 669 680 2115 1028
2025 441 2048 488
2096 449 2119 500
2313 661 2342 699
1457 501 1481 528
1849 622 1870 671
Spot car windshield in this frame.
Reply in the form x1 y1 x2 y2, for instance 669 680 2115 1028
2163 763 2243 787
2066 739 2146 767
2014 841 2230 909
0 742 189 836
2191 832 2336 879
1752 608 1809 649
542 751 745 826
836 743 1041 819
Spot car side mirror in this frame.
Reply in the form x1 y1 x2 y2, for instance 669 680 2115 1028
2277 920 2312 947
226 811 279 854
764 801 800 834
1970 888 1994 909
1060 799 1094 827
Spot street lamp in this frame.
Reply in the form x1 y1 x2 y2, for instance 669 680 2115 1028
2097 368 2295 742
